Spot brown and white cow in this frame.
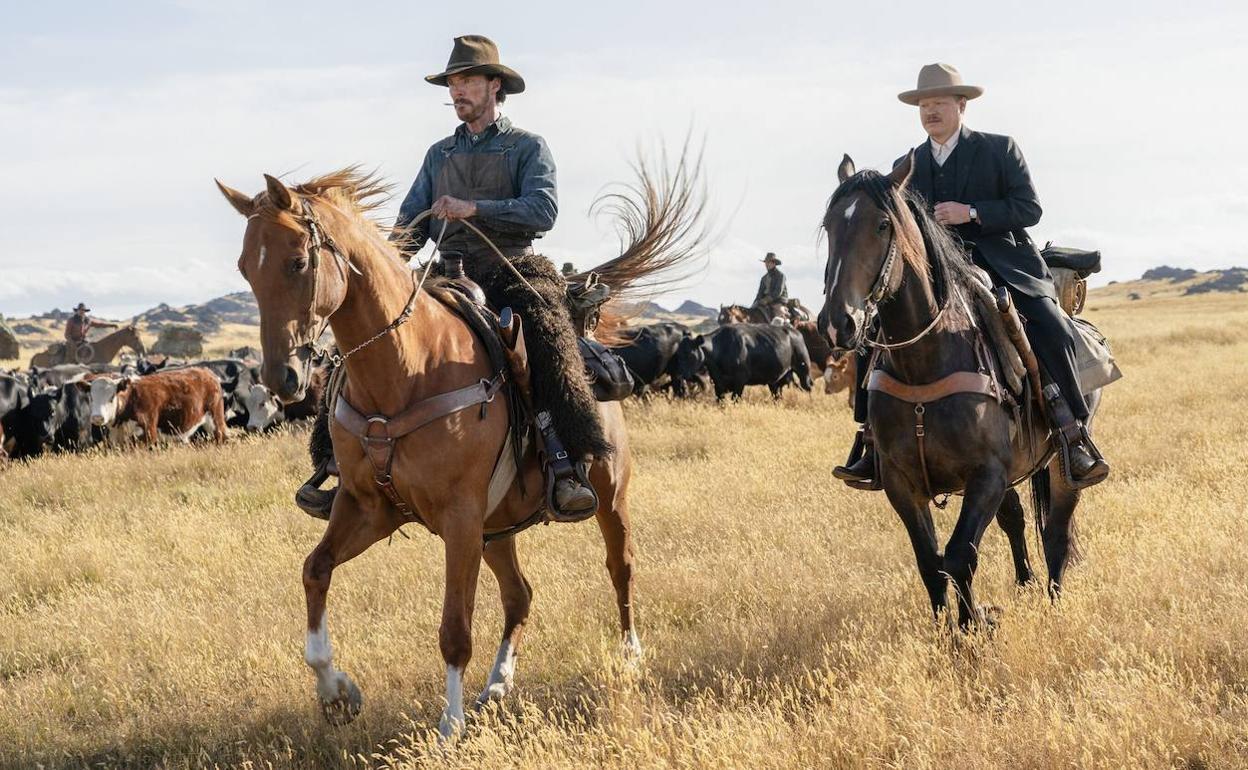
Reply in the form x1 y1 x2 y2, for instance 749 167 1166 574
822 352 858 404
89 367 226 445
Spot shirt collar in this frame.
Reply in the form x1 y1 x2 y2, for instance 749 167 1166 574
456 113 512 140
930 126 961 157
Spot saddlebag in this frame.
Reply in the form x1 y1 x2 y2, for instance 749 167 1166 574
578 337 634 402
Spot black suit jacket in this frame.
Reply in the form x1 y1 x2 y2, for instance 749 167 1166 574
900 126 1056 301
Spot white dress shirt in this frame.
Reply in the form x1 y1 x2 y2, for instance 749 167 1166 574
930 128 961 167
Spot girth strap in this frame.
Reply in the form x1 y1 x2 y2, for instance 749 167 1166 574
334 374 505 521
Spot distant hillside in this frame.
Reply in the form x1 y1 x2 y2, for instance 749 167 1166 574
7 265 1242 366
674 299 717 318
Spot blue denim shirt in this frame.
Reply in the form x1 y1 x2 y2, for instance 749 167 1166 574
394 115 558 250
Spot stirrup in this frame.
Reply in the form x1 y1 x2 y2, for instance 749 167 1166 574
295 463 335 520
833 429 882 491
1042 384 1108 490
545 462 599 523
1057 427 1110 490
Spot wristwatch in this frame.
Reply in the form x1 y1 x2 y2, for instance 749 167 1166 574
969 205 979 223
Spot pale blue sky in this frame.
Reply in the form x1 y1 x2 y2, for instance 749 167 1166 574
2 1 1245 317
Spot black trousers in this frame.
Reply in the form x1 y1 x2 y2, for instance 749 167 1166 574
852 283 1089 424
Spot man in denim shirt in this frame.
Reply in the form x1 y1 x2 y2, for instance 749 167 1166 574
391 35 605 519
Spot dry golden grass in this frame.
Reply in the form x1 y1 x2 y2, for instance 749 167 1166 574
2 287 1248 769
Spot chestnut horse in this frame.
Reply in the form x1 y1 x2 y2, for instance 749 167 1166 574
30 325 146 368
819 154 1101 628
216 161 704 738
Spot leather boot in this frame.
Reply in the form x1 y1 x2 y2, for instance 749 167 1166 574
833 428 881 490
1067 440 1110 487
553 477 597 518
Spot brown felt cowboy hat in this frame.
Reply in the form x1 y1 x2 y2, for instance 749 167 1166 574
73 302 90 312
897 63 983 106
761 252 781 266
425 35 526 95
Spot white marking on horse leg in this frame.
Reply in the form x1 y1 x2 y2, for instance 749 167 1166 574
624 628 643 660
305 612 343 701
439 665 466 739
476 639 516 706
844 199 858 222
257 245 267 269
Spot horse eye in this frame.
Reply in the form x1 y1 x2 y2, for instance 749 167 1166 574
290 256 308 274
877 219 891 233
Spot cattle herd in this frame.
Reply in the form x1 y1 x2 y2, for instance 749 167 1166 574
611 319 856 403
0 347 323 461
0 319 855 464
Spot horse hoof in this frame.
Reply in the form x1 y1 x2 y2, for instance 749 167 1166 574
622 630 644 665
319 676 363 726
474 681 511 710
438 710 465 741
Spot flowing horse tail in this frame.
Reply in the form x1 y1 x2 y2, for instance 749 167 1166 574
573 139 714 344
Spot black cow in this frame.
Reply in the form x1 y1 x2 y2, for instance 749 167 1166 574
610 322 693 397
8 386 67 458
29 364 93 389
673 323 814 401
1 375 32 458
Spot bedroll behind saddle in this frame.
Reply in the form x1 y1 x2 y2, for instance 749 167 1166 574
1042 243 1101 316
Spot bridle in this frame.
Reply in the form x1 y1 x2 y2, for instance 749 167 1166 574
288 201 440 368
826 200 950 353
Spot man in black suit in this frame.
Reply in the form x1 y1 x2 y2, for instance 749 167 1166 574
835 63 1109 488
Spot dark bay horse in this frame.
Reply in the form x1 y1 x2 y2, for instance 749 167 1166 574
819 154 1101 628
216 164 703 738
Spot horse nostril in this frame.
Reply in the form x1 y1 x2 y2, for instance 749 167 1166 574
840 314 858 344
283 366 301 396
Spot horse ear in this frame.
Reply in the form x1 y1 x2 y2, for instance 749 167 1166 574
263 174 296 211
837 154 856 183
887 149 915 189
215 180 255 217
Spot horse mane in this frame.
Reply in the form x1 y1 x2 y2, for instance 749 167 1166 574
579 139 714 341
825 169 979 327
294 166 392 216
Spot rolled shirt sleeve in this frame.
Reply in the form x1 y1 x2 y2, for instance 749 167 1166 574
472 135 558 233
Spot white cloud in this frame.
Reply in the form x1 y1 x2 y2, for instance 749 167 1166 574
2 5 1246 318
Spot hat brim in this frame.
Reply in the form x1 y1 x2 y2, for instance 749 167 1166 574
762 258 782 265
425 64 526 95
898 85 982 106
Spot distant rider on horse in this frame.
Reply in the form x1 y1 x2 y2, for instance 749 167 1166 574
64 302 117 361
834 63 1110 488
752 252 789 322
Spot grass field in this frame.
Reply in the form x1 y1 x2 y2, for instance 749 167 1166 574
2 282 1247 768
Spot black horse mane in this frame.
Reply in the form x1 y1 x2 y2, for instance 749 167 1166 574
826 170 981 324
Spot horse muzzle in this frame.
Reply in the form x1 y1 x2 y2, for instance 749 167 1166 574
819 301 867 352
263 357 309 405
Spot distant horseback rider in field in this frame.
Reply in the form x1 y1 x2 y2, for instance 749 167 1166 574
752 252 789 321
834 63 1109 488
388 35 603 516
64 302 117 352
